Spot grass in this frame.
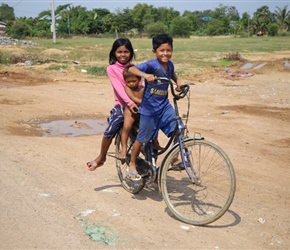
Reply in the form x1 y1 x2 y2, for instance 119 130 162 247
45 64 68 70
2 35 289 76
0 50 10 65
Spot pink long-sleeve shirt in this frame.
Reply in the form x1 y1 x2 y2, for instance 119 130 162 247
106 61 134 108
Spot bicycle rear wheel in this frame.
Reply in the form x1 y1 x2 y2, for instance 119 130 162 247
115 128 146 194
160 138 236 225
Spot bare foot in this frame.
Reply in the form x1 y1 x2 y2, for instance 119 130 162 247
86 158 105 171
152 140 163 151
119 148 127 160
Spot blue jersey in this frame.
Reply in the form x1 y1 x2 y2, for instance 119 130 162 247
136 59 175 116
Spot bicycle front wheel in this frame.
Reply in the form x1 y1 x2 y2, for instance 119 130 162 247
160 139 236 225
115 128 146 194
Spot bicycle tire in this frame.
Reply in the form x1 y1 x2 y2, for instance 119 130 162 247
160 138 236 225
115 128 146 194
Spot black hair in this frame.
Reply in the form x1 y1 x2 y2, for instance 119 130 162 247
123 65 141 80
152 34 173 51
109 37 135 65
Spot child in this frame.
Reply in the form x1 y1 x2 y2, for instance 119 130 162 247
126 34 183 180
120 65 163 163
86 38 139 171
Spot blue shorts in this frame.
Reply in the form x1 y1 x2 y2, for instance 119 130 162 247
137 103 176 144
104 104 124 139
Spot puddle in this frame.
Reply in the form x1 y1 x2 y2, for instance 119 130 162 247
240 63 253 69
253 63 267 69
285 60 290 68
0 83 17 88
39 119 106 137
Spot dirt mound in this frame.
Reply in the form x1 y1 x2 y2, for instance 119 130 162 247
0 69 52 86
41 48 70 56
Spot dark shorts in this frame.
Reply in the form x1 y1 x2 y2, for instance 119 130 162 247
136 103 176 144
104 104 124 139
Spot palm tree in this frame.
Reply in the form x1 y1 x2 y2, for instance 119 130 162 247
252 5 272 34
274 5 290 32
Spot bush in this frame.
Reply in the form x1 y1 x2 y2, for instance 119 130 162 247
279 32 289 37
146 22 167 38
0 50 10 65
169 17 192 37
239 31 250 38
8 21 30 39
86 65 107 76
223 52 244 61
268 23 279 37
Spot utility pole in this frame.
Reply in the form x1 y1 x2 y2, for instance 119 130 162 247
68 14 70 36
51 0 56 43
248 12 250 38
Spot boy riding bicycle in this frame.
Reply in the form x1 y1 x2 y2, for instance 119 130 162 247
126 34 183 181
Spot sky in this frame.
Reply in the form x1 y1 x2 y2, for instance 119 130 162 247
4 0 289 18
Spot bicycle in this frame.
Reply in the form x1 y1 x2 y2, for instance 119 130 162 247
113 77 236 226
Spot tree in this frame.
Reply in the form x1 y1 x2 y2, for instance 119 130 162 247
252 5 272 34
205 19 225 36
183 10 206 33
7 20 30 39
131 3 154 33
236 12 252 36
268 23 279 36
101 13 114 33
67 5 91 35
170 16 192 37
111 8 134 34
147 21 167 38
226 6 240 21
0 3 15 22
274 5 290 31
153 7 180 30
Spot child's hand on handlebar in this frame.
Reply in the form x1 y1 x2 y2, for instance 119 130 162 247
175 80 183 92
143 73 155 82
175 85 182 92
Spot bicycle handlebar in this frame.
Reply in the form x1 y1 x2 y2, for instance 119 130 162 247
154 76 189 100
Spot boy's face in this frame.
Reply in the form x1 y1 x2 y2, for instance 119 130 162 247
153 43 173 65
126 76 139 90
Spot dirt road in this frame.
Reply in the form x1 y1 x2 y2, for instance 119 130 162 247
0 52 289 249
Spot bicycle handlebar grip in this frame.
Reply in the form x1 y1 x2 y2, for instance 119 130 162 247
153 77 189 99
178 84 190 98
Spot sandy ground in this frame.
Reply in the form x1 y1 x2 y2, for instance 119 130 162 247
0 50 290 249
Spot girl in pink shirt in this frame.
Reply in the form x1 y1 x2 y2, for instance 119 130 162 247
86 38 138 171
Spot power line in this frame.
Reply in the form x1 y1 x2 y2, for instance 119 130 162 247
12 0 24 8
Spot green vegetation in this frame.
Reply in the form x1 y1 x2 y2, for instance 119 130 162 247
0 50 10 65
45 64 68 70
86 65 107 76
1 3 289 39
1 36 289 74
268 23 279 36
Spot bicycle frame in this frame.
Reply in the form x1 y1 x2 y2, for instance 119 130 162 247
142 77 199 186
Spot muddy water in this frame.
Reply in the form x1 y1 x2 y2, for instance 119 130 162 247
39 119 107 137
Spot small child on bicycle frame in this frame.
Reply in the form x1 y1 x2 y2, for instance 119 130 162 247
126 34 182 181
120 65 162 162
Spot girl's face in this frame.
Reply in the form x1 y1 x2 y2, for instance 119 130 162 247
115 45 131 64
153 43 173 66
125 76 139 90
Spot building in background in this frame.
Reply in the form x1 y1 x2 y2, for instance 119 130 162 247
0 21 6 36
